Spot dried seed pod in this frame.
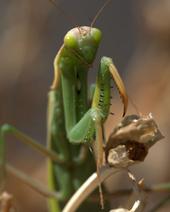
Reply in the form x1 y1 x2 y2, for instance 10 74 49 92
105 114 164 168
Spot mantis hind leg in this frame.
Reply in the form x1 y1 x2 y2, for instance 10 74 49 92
0 124 64 163
0 124 70 212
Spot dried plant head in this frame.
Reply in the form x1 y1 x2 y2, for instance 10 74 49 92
105 114 164 168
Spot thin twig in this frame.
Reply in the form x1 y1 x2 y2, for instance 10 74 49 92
63 165 121 212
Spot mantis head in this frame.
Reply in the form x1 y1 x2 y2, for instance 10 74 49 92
64 26 102 64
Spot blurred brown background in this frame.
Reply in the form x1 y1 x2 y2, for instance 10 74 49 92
0 0 170 211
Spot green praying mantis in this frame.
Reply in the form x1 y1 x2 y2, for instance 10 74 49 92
0 1 128 212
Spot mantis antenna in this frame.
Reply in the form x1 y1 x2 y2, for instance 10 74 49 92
91 0 112 28
49 0 81 31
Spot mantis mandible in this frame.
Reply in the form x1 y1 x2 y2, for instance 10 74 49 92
0 1 128 211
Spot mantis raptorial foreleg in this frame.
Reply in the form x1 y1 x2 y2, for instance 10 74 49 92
60 56 127 145
59 56 128 167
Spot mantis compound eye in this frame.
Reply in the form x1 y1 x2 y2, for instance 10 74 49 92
64 30 78 49
90 28 102 44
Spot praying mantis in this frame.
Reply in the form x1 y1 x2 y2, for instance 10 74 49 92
0 1 128 212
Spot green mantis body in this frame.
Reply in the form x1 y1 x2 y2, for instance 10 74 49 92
48 26 128 211
0 26 128 212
